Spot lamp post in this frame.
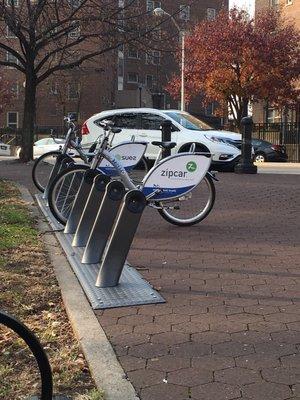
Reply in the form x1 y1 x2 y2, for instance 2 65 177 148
153 7 185 112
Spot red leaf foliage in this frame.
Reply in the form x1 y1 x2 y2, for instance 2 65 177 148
167 8 300 125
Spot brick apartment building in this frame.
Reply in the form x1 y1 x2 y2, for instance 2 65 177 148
0 0 227 134
253 0 300 124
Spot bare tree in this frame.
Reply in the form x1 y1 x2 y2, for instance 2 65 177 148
0 0 160 161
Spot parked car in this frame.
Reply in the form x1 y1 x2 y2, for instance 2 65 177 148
252 139 288 162
17 137 68 158
81 108 243 171
0 142 11 156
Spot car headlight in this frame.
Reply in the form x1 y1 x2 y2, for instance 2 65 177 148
204 135 224 143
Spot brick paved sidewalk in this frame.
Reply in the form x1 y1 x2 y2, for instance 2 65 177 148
95 174 300 400
1 160 300 400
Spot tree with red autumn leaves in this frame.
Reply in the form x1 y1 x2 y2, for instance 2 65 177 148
0 74 11 117
167 8 300 130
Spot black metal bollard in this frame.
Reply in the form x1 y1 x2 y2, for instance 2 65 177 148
96 189 147 288
160 120 173 158
234 117 257 174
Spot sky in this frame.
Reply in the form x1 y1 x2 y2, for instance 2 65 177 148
229 0 255 16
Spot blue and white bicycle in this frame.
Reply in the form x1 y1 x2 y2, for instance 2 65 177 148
48 120 217 227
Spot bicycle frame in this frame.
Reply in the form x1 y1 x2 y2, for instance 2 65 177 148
86 130 211 203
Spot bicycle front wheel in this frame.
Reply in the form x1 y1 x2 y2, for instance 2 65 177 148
32 151 62 192
48 165 89 225
157 174 216 226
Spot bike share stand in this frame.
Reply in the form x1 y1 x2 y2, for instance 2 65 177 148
72 174 111 247
36 184 165 309
82 180 125 264
96 190 147 287
64 169 100 234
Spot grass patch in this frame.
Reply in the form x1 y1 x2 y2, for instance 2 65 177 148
0 180 104 400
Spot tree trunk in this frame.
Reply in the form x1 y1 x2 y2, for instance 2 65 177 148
20 71 37 162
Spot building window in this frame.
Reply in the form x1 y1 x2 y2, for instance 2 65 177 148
128 46 139 59
179 5 190 21
153 28 161 39
7 112 18 129
6 52 19 66
6 26 16 38
68 22 80 39
146 74 154 89
50 82 58 95
207 8 216 21
269 0 279 8
146 1 161 12
68 83 80 100
127 72 139 83
205 102 215 115
6 0 19 6
266 108 281 123
68 0 81 8
11 82 19 97
146 50 160 65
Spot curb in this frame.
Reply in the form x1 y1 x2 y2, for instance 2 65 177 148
16 184 139 400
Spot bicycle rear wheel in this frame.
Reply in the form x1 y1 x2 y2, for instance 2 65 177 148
32 151 62 192
157 174 216 226
0 311 53 400
48 165 89 225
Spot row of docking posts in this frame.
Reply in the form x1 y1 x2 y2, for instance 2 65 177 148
62 169 147 288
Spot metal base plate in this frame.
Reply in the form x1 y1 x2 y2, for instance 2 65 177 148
36 194 165 309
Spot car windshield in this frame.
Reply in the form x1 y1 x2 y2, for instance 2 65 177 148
164 112 213 131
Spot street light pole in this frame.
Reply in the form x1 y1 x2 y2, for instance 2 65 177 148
180 31 185 111
153 7 185 111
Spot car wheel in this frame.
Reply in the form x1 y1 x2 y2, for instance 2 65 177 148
255 153 266 163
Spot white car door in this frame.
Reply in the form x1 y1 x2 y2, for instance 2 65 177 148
45 138 63 153
33 138 49 157
137 113 178 160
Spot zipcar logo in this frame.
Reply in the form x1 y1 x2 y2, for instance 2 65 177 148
161 169 187 178
186 161 197 172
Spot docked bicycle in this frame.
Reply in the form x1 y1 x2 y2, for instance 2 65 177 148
47 119 217 226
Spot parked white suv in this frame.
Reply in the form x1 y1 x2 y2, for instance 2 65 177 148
81 108 242 171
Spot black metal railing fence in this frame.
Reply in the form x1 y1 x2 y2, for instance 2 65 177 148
252 123 300 162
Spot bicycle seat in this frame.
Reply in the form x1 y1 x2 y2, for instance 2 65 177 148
112 127 122 133
152 141 177 150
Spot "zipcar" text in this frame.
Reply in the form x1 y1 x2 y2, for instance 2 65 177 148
161 169 187 178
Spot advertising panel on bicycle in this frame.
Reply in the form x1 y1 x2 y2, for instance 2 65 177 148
142 154 211 201
97 142 147 176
